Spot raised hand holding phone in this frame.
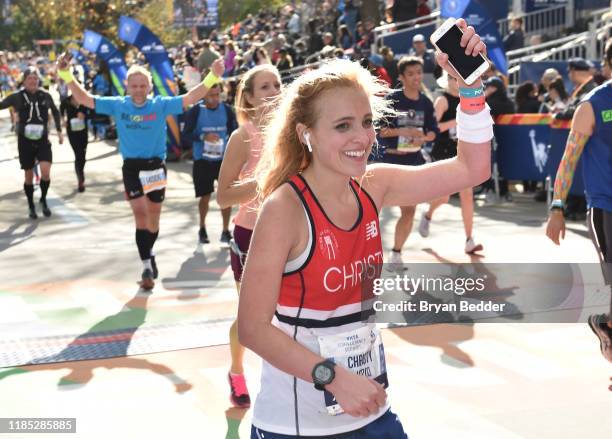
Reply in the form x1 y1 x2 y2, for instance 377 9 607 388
430 18 489 88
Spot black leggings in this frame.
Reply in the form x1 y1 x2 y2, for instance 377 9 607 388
68 133 87 181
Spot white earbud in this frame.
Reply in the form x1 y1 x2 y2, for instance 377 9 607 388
304 131 313 153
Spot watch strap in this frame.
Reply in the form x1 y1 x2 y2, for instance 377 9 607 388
312 359 335 391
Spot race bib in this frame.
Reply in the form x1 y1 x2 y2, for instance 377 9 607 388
202 137 224 159
24 124 44 140
70 117 86 132
318 325 388 416
138 168 167 194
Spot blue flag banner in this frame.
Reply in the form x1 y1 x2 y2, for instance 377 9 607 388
82 30 128 96
441 0 471 18
118 16 181 153
440 0 508 75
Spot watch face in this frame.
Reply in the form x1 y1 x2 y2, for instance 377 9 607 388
314 364 333 383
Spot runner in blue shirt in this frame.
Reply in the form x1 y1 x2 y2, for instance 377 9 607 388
183 83 238 245
56 53 225 289
546 38 612 375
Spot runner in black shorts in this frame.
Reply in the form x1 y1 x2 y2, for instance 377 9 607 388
0 66 63 219
546 37 612 370
183 83 237 244
57 53 225 289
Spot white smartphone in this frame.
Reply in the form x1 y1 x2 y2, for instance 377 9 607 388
429 17 490 85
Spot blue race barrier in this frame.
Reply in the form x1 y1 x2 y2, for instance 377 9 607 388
493 114 585 195
494 115 551 180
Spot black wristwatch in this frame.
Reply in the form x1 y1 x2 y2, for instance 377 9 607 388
550 199 564 212
312 359 336 391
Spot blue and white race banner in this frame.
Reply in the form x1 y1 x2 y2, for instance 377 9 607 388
82 30 128 96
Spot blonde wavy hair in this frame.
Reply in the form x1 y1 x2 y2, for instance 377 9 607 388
256 58 392 201
234 64 280 125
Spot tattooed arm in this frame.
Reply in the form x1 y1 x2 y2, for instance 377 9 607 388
546 102 595 245
552 130 590 203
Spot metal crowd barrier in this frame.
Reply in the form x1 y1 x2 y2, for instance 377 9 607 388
498 5 568 40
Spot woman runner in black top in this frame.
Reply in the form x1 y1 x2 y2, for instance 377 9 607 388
419 72 483 254
60 93 89 192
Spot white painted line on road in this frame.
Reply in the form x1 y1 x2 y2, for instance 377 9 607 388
46 191 92 226
0 296 40 323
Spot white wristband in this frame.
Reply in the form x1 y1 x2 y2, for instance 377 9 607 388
456 104 494 143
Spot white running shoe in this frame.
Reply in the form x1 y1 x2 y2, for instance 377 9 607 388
485 191 497 205
465 237 484 254
386 250 405 272
418 213 431 237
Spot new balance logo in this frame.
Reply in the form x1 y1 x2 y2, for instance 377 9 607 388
365 221 378 240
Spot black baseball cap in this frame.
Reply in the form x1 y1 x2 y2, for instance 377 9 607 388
485 76 504 90
567 58 592 71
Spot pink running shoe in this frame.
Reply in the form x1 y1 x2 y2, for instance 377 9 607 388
228 372 251 408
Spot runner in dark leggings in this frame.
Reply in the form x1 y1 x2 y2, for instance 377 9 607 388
0 66 63 219
57 53 225 290
60 93 88 192
546 37 612 373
